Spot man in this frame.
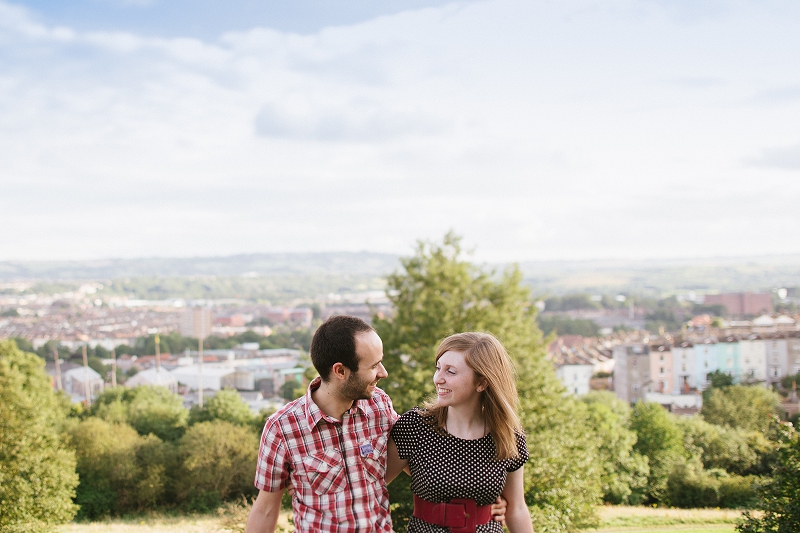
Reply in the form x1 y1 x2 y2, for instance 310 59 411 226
245 315 505 533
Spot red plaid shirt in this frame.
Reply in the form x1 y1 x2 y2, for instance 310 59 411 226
255 377 398 533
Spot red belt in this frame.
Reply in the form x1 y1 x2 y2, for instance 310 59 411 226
412 494 492 533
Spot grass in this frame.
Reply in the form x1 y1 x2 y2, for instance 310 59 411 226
58 505 744 533
586 506 743 533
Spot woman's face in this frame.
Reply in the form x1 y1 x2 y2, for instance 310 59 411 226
434 350 483 407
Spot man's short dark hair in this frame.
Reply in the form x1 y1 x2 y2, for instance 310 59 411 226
310 315 375 381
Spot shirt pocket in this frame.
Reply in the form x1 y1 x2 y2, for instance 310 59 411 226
302 448 347 495
359 433 389 484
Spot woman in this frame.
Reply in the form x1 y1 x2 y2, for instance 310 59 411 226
387 332 534 533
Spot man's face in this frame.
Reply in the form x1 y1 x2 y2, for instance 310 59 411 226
341 330 388 401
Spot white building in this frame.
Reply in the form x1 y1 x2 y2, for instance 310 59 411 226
126 367 179 394
740 335 767 384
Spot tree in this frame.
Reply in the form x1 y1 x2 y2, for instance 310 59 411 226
702 385 781 434
67 417 176 518
189 388 254 427
679 415 772 476
630 402 686 503
0 340 79 532
373 233 602 533
738 419 800 532
90 385 188 441
581 392 649 504
177 421 259 507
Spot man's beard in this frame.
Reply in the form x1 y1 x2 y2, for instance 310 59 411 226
341 372 376 401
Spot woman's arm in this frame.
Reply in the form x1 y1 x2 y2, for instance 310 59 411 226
500 467 534 533
385 436 409 484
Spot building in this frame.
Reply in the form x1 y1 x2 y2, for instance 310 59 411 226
180 307 213 338
672 341 696 393
125 367 179 394
694 338 719 389
717 336 742 382
650 343 674 394
740 334 767 384
612 343 651 403
703 293 772 317
764 334 789 387
46 362 104 403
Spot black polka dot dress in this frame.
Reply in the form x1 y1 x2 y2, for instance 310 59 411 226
390 408 529 533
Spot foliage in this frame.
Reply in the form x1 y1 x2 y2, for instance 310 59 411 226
176 421 259 505
374 233 602 532
581 392 649 504
0 340 79 533
537 314 600 337
630 402 686 503
679 416 772 476
737 419 800 533
702 385 781 434
666 459 757 509
704 370 735 396
67 417 178 518
89 385 188 441
188 388 255 427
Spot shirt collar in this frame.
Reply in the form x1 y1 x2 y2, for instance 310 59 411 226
303 376 372 429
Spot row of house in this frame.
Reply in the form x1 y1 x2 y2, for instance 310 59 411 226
550 322 800 413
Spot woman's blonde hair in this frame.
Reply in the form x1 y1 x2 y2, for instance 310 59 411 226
422 332 523 460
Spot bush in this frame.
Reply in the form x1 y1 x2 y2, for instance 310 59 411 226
176 421 259 505
188 388 255 427
667 460 757 509
702 385 781 434
90 385 188 441
68 417 176 518
0 341 79 532
630 402 686 503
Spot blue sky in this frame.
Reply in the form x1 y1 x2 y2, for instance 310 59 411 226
2 0 799 262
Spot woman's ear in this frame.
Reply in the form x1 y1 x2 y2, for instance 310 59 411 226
477 379 489 392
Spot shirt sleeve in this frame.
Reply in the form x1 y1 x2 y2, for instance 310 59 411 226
506 431 529 472
389 409 419 460
254 418 291 491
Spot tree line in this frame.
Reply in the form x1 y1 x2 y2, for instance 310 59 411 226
1 233 798 533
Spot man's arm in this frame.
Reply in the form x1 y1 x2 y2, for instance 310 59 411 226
245 489 285 533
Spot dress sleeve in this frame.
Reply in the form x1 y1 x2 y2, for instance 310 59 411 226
506 431 529 472
390 409 419 460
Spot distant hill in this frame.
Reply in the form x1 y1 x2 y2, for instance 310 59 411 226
2 252 799 296
0 252 402 281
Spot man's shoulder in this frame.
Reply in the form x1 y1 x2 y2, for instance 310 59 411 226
263 395 308 432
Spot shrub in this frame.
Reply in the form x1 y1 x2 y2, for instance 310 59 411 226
68 417 175 518
176 421 259 505
0 341 79 532
90 385 188 441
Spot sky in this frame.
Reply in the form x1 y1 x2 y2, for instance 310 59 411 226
2 0 799 263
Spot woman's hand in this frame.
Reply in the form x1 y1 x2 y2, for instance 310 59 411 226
490 495 507 525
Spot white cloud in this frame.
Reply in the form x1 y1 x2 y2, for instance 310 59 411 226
1 0 800 262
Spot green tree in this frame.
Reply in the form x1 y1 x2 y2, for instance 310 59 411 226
0 340 79 532
581 391 649 504
189 388 254 427
176 421 259 507
738 419 800 532
630 402 686 503
89 385 188 441
373 233 602 533
67 417 176 518
702 385 781 434
679 416 772 476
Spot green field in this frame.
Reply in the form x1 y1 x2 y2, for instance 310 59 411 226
56 505 743 533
